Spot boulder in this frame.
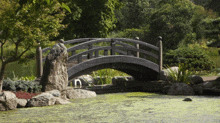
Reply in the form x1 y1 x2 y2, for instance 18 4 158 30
188 75 203 85
27 93 56 107
112 76 134 87
40 43 68 92
0 91 17 111
47 90 61 97
203 81 214 89
54 97 71 105
162 85 171 94
191 84 203 95
167 83 195 95
65 88 96 99
17 99 28 108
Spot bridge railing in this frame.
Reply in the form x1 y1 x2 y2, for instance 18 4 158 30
36 37 163 78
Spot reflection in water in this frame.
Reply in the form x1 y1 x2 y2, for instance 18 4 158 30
1 92 220 122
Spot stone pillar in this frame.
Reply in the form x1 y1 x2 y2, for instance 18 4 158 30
40 39 68 92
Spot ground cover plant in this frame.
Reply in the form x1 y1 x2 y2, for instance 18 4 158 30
1 90 41 99
2 77 41 93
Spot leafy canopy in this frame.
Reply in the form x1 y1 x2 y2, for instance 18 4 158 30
0 0 65 64
58 0 122 40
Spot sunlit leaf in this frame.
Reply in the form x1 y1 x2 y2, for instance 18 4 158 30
62 3 71 13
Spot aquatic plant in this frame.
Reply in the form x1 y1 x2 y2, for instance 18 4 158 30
166 63 192 84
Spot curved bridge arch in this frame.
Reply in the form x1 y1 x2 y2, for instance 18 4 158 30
68 55 159 81
40 37 163 81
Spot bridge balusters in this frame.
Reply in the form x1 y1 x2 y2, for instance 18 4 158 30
95 50 99 58
104 49 108 56
127 50 131 55
78 55 82 63
111 39 115 55
134 37 140 58
72 50 76 55
88 44 93 59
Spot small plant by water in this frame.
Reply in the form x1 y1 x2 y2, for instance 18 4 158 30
166 63 192 84
91 69 129 85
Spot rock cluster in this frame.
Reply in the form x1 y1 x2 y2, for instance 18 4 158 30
0 89 96 111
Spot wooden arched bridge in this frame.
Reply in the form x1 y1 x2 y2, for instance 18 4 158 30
37 37 163 81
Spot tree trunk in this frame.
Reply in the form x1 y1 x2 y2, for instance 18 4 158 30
0 63 6 92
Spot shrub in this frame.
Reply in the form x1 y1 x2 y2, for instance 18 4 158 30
164 44 216 71
3 78 42 93
166 63 192 84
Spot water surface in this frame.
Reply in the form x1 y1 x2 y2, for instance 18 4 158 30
1 92 220 123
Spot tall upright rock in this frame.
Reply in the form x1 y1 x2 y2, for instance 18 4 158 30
40 40 68 92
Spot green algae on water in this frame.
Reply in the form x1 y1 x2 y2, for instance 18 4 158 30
1 92 220 122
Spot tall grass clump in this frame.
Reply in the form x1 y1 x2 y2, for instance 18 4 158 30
166 63 192 85
91 69 129 85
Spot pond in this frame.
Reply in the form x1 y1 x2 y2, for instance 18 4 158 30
1 92 220 122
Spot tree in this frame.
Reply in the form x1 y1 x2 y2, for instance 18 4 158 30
205 0 220 15
148 0 195 51
58 0 122 40
0 0 65 92
115 0 154 30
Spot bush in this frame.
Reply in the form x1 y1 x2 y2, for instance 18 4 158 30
3 78 42 93
164 44 216 71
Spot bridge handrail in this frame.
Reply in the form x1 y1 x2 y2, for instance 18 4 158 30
67 38 159 52
68 45 158 64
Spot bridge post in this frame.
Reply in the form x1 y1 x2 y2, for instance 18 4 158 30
72 50 76 55
111 39 115 55
135 37 139 58
158 36 163 79
36 42 43 77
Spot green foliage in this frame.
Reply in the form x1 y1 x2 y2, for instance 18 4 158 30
190 5 217 40
148 0 195 51
205 0 220 15
58 0 122 40
0 0 65 92
0 0 65 63
111 28 146 39
114 0 156 30
166 63 192 84
164 44 216 71
3 77 41 93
